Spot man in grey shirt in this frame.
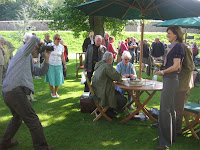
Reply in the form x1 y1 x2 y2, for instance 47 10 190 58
0 36 53 150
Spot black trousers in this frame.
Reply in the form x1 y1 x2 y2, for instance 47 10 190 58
84 71 93 92
106 90 127 117
1 87 48 150
135 48 138 63
63 63 67 78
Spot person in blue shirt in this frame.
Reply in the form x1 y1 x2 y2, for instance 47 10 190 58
116 51 137 109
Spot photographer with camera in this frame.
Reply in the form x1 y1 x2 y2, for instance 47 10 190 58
44 34 66 98
0 35 53 150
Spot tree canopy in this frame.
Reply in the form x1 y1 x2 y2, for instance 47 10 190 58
0 0 134 37
38 0 132 37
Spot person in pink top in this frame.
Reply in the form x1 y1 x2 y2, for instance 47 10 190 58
120 40 129 54
107 36 117 65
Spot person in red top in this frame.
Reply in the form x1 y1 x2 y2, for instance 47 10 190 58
60 39 68 79
120 40 129 54
107 36 117 65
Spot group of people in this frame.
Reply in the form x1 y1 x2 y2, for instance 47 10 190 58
83 32 174 76
82 26 194 150
0 25 197 150
186 40 199 61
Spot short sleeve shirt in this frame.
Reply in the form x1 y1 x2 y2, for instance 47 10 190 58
49 43 64 66
116 61 136 75
163 43 185 79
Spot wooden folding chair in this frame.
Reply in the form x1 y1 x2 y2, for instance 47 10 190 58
182 102 200 140
84 73 112 122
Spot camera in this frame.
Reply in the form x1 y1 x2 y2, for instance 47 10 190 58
37 44 54 53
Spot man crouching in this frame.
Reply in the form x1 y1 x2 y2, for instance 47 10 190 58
0 35 53 150
92 52 127 118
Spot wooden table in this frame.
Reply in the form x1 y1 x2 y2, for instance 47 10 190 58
114 80 163 123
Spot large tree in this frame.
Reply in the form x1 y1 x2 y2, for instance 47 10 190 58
0 0 41 21
38 0 129 37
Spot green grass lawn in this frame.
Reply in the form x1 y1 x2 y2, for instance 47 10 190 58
0 59 200 150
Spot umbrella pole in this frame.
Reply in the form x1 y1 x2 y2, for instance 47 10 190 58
139 19 144 79
185 28 188 43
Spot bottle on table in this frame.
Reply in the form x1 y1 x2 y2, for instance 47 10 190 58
152 74 157 85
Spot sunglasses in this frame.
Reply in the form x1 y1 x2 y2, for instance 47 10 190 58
57 39 61 40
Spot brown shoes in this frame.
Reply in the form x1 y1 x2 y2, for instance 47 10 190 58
0 140 19 150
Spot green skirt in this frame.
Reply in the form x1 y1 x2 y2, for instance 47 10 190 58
45 65 64 86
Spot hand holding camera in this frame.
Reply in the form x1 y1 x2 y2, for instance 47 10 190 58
37 40 54 53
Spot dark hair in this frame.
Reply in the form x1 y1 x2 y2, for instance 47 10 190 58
166 25 183 43
109 36 114 41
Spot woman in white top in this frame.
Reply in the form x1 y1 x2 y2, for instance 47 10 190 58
45 34 66 98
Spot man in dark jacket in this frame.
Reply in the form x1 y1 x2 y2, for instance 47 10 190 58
84 35 107 92
82 31 94 52
151 37 165 58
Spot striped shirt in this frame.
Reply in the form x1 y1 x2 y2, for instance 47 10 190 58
2 36 49 94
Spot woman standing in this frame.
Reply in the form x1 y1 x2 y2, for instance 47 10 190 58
45 34 66 98
156 26 185 150
120 40 129 54
107 36 118 65
116 51 137 109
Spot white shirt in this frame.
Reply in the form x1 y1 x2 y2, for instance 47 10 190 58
90 38 94 44
49 43 64 66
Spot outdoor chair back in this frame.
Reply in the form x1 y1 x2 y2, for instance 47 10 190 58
84 73 112 122
182 71 200 140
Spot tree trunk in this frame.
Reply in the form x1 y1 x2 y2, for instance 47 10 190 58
89 16 104 36
87 0 104 36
